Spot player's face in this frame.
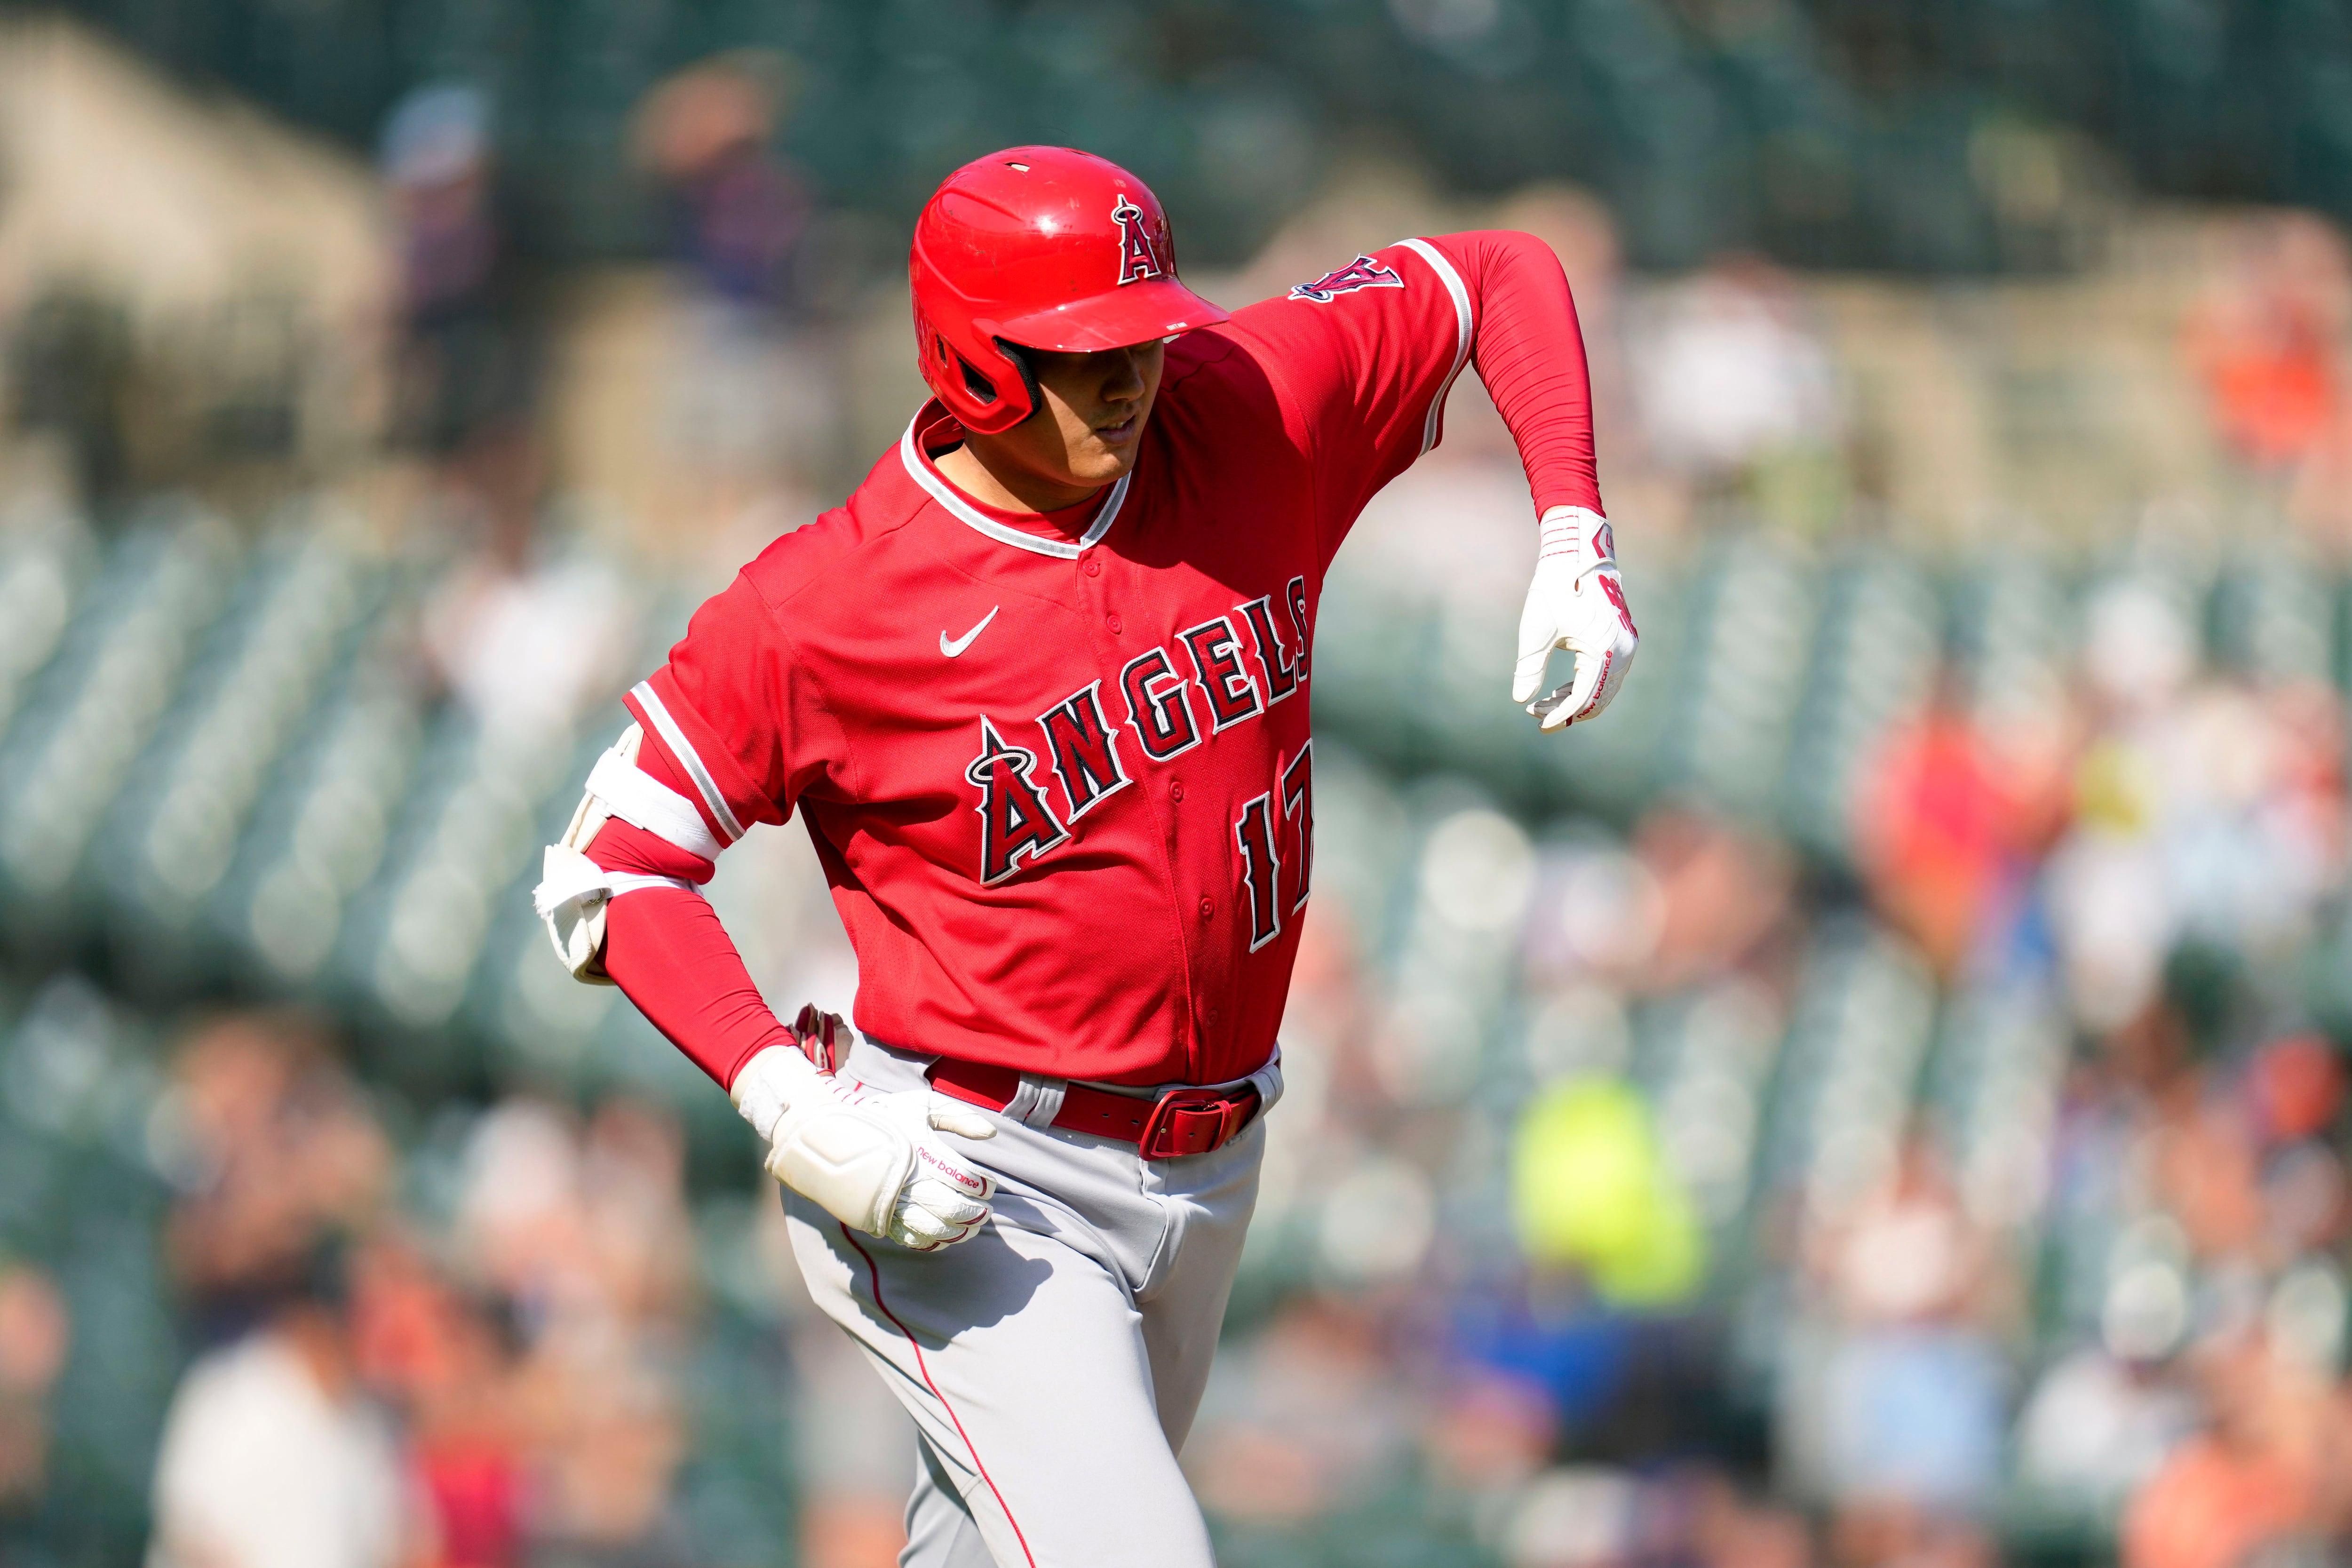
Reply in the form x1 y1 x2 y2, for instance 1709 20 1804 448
1012 339 1166 490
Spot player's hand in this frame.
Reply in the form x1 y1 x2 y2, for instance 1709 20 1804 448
1512 505 1638 731
731 1034 997 1251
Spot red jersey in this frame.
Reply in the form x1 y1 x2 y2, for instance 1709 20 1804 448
600 231 1602 1088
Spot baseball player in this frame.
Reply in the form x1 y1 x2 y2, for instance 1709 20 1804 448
533 146 1634 1567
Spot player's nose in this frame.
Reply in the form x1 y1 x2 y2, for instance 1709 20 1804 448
1097 344 1148 404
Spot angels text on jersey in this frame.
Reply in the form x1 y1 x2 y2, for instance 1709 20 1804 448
967 573 1315 947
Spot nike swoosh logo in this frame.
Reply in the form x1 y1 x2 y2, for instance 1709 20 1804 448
940 606 1000 658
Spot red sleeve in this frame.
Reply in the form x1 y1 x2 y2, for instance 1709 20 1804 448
587 847 792 1089
621 570 832 840
1431 230 1603 522
1224 230 1602 562
583 747 789 1090
581 568 833 1090
583 769 788 1091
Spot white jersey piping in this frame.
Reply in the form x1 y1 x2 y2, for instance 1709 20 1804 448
898 418 1131 560
629 680 746 844
1398 237 1475 455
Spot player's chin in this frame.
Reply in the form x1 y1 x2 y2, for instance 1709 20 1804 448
1069 424 1145 482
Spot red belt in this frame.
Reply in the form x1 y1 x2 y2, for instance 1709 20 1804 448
925 1057 1260 1161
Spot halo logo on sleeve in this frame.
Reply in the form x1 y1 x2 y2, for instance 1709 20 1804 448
1288 255 1404 303
1112 195 1166 285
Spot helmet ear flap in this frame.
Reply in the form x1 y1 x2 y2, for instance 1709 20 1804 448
956 355 998 406
913 301 1036 432
992 339 1043 420
945 342 1039 427
946 341 1040 421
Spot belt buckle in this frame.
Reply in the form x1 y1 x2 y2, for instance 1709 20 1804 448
1136 1085 1255 1161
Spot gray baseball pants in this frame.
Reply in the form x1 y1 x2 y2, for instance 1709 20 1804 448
782 1034 1277 1568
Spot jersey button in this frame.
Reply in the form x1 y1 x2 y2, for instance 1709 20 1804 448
1082 557 1101 577
1169 780 1184 802
1205 1005 1221 1025
1106 613 1123 635
1198 897 1214 920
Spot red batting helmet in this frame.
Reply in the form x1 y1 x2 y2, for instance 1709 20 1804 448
909 146 1230 434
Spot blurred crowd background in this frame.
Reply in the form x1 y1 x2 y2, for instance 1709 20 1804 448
1 2 2352 1567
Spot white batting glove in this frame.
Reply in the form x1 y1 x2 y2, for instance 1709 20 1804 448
731 1033 997 1251
1512 505 1638 731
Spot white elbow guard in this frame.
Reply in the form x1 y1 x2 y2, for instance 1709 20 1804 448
531 724 706 983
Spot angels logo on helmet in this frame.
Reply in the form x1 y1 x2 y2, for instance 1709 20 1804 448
1288 256 1404 303
1112 195 1166 285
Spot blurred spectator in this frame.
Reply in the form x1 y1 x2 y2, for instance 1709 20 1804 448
2248 1034 2345 1148
382 83 545 543
2184 213 2352 541
140 1005 716 1567
1513 1076 1705 1310
1523 847 1664 1004
1500 1462 1815 1568
2045 580 2344 1031
350 1239 526 1568
453 1098 696 1563
1632 255 1843 529
384 82 645 740
1449 1273 1727 1474
1185 1293 1416 1525
417 536 639 739
453 1098 697 1330
1628 804 1798 995
2246 1035 2349 1276
148 1243 415 1568
1799 1136 2007 1564
2018 1344 2196 1514
1500 1465 1637 1568
2016 1260 2199 1510
1420 1365 1558 1504
631 54 836 524
0 1263 68 1509
2184 213 2347 470
2122 1331 2326 1568
1857 685 2038 978
161 1012 393 1345
2148 1052 2273 1269
635 56 810 318
1656 1467 1816 1568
